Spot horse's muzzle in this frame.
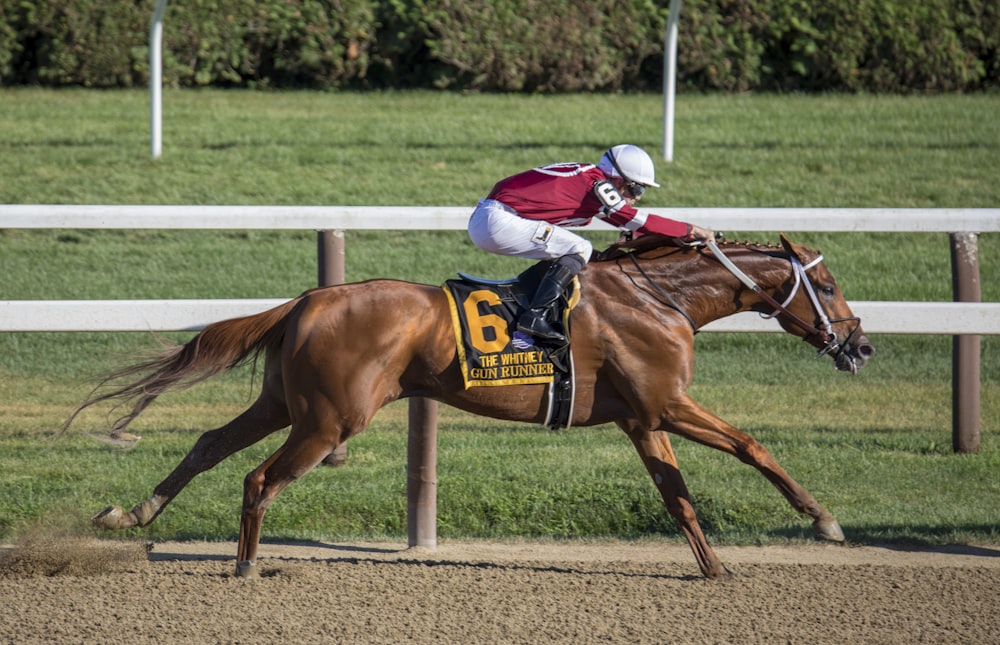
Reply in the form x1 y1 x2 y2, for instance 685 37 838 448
833 333 875 375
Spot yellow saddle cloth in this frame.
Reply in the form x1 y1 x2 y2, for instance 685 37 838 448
442 272 580 389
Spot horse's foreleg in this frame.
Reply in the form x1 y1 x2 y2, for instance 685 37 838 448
92 396 290 531
619 421 729 579
665 396 844 543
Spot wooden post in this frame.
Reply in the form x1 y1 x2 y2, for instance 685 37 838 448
318 230 349 466
317 229 345 285
314 228 440 546
950 232 981 454
407 398 438 549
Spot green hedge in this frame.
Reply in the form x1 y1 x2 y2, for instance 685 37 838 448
0 0 377 88
1 0 997 91
412 0 666 92
679 0 1000 92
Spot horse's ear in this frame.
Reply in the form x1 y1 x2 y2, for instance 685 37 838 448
779 233 805 261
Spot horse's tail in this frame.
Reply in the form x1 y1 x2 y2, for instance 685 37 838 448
62 295 307 438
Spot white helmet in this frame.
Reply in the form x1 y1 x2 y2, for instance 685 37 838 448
597 144 660 188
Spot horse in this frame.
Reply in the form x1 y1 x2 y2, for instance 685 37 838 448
68 234 874 579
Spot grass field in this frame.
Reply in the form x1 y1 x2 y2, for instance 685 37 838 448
0 90 997 547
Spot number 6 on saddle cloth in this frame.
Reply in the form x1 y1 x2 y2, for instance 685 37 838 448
442 261 580 429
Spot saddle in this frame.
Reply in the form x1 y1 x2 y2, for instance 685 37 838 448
441 261 580 430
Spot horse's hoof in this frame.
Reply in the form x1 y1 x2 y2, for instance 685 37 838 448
703 563 732 580
92 505 128 530
321 453 347 468
235 560 259 579
812 517 845 542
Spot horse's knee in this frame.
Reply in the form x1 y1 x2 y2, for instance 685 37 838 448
732 438 772 466
663 495 699 526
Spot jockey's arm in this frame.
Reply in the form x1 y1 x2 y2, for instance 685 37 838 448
636 217 714 242
593 180 710 241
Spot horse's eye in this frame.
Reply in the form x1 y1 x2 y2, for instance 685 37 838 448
820 286 835 297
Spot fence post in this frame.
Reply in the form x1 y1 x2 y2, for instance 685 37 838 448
407 398 438 549
950 232 981 454
318 230 349 466
314 227 440 547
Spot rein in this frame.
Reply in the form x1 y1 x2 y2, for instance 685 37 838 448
612 238 857 359
623 252 700 332
704 241 850 358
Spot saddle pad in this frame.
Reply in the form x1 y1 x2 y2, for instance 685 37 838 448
442 278 578 389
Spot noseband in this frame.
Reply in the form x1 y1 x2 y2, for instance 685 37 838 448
705 241 859 359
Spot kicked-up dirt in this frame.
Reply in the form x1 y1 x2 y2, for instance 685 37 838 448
1 537 998 644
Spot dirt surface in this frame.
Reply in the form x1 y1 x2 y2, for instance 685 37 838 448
2 537 999 644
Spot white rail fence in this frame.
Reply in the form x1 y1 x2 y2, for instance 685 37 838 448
1 205 997 334
1 298 996 335
2 204 995 232
1 205 996 548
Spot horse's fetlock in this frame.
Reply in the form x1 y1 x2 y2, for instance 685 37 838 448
91 505 136 530
131 500 159 526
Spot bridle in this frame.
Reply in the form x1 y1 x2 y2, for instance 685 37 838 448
704 241 861 360
616 238 861 361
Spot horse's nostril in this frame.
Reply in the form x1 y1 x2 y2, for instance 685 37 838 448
858 344 875 359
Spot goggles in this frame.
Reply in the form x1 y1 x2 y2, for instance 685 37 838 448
603 149 649 200
623 181 647 199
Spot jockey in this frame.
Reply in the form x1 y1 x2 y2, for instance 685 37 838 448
468 144 714 342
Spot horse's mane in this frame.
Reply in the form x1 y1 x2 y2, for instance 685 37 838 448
592 234 784 262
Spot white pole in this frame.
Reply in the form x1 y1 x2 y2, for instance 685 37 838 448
662 0 682 162
150 0 169 159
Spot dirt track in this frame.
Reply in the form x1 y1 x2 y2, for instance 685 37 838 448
2 537 999 644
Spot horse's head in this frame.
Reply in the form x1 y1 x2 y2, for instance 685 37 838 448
774 235 875 374
592 233 875 374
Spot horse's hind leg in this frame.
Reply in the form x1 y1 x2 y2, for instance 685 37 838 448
620 421 729 579
92 393 291 531
235 426 343 578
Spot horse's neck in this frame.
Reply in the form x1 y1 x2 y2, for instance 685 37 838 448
688 246 791 325
595 245 791 328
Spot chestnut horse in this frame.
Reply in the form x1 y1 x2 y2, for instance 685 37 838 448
71 235 874 579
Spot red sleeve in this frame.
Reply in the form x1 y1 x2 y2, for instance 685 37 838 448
597 202 691 238
635 213 691 238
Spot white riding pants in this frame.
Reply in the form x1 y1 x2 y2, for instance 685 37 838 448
467 199 592 264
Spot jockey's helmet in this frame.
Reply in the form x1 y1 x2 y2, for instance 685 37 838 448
597 145 660 189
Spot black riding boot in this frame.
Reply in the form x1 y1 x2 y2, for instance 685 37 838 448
517 262 576 342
